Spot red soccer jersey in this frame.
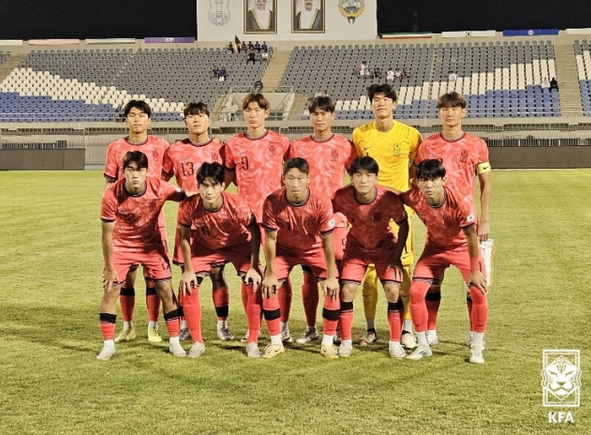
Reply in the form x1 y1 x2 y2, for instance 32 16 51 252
332 185 408 253
177 191 256 252
224 130 290 222
161 137 225 191
288 134 357 198
262 188 335 252
414 132 489 203
401 186 476 248
104 135 170 182
101 178 184 252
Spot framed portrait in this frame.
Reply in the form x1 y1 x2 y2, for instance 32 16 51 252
292 0 325 33
244 0 277 34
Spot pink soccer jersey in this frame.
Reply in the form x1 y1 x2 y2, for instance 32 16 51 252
101 178 184 251
332 185 408 252
401 186 476 248
104 135 170 182
262 188 335 252
288 134 357 198
177 191 256 252
414 132 489 202
224 130 290 222
162 138 225 190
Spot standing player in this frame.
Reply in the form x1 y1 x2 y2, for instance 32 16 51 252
284 95 357 344
224 93 291 342
413 92 492 346
399 159 488 363
332 156 409 358
352 84 422 349
261 158 340 359
98 151 189 360
103 100 169 344
161 102 234 342
177 163 262 358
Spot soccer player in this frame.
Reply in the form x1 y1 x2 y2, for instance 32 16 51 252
285 95 357 344
98 151 190 360
332 156 409 358
399 159 488 363
224 93 291 342
161 102 234 342
352 84 422 349
261 158 340 359
413 92 492 346
103 100 170 344
177 163 262 358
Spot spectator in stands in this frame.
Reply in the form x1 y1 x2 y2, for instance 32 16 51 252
541 77 550 92
218 67 227 81
448 71 457 82
373 67 382 80
402 66 411 79
246 0 275 32
358 61 370 80
394 68 402 81
229 101 238 121
248 41 255 51
247 50 256 65
294 0 323 31
550 77 559 92
253 80 264 93
227 42 235 54
261 41 268 52
221 106 229 122
254 41 262 52
386 67 395 82
261 51 269 64
212 66 220 79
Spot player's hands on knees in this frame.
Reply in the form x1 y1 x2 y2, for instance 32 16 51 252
261 275 279 298
469 271 487 294
179 271 197 296
103 268 118 293
323 277 340 300
243 268 262 289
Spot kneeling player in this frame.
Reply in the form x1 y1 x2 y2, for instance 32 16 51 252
98 151 190 360
261 158 340 359
400 159 488 363
177 163 262 358
332 156 409 358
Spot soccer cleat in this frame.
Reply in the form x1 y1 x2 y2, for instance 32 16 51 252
169 341 187 357
281 326 293 343
96 346 116 361
245 342 262 358
406 345 433 360
187 342 206 359
469 343 485 364
217 327 235 341
338 341 353 357
148 326 163 343
262 343 285 359
334 330 342 345
401 332 418 349
295 327 319 344
320 344 339 360
359 329 377 346
179 328 192 341
114 328 136 343
241 330 250 342
426 331 439 346
389 342 406 358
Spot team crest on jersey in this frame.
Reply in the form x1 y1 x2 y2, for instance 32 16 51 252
330 149 339 162
268 144 276 156
393 143 401 156
208 0 231 26
338 0 365 24
459 149 469 162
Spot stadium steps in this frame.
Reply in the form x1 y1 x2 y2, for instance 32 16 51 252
0 53 27 82
286 93 311 121
262 50 291 91
554 43 583 116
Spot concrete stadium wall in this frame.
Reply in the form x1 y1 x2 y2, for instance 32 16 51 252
0 149 85 170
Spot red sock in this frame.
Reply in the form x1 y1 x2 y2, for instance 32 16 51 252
119 287 135 323
182 287 203 343
241 283 249 315
146 284 160 323
164 309 181 338
99 313 116 340
409 281 429 332
263 294 281 336
302 273 319 326
212 286 230 321
278 280 292 323
322 295 339 336
387 301 404 341
468 286 488 333
339 301 354 341
425 287 441 330
244 282 262 343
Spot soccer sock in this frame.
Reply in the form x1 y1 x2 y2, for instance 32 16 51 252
401 264 413 322
263 293 281 337
244 282 262 344
468 286 488 333
466 292 474 330
212 286 230 321
416 331 429 347
339 301 354 341
146 284 160 324
163 309 181 338
182 287 203 344
322 294 340 336
119 287 135 323
361 268 379 329
123 320 133 330
409 281 430 332
387 300 404 342
99 313 117 340
425 287 442 331
301 273 319 327
278 280 293 323
471 331 485 346
217 320 228 330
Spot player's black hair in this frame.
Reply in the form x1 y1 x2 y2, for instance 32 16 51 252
184 102 210 118
367 83 397 103
122 151 149 169
437 91 467 109
308 95 335 113
348 155 379 176
123 99 152 118
242 93 270 110
415 159 447 180
197 162 225 185
283 157 309 175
